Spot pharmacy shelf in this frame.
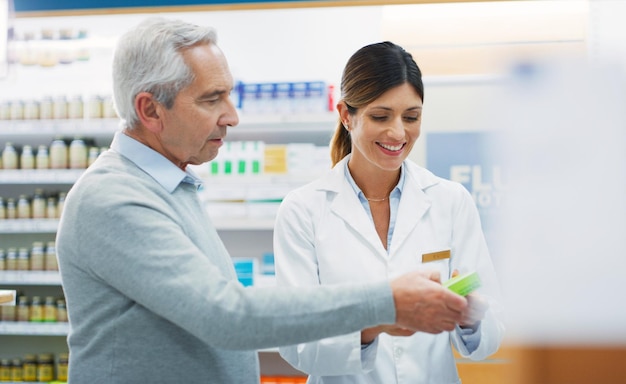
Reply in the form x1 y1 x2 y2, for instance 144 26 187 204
0 118 119 140
0 112 335 148
217 112 336 145
0 322 69 336
0 112 336 142
0 219 59 234
0 271 61 286
0 169 84 184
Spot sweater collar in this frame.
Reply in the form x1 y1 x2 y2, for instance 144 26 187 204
110 131 203 193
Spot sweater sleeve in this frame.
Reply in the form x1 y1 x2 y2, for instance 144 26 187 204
57 167 396 351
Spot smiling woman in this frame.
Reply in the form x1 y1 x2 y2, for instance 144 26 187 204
274 40 504 384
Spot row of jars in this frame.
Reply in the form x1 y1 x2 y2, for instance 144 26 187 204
0 241 59 272
0 191 66 220
1 139 105 170
0 353 68 382
0 294 67 323
0 94 116 120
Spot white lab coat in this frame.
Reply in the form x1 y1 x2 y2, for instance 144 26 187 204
273 156 504 384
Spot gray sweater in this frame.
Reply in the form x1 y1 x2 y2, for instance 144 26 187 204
56 135 395 383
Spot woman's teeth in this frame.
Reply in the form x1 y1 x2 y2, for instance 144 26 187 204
378 143 403 151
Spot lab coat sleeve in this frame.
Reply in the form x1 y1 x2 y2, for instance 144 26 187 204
448 183 505 360
274 190 379 375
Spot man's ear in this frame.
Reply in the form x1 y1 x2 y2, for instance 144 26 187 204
135 92 164 133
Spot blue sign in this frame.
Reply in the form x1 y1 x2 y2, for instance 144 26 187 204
426 131 507 243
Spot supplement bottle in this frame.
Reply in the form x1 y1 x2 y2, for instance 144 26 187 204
35 145 50 169
20 144 35 169
22 355 37 382
2 142 18 169
29 296 43 322
36 354 54 382
16 296 30 322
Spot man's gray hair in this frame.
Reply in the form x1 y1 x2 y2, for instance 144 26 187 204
112 17 217 129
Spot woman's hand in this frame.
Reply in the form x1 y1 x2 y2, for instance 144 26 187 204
450 270 489 329
460 293 488 328
361 325 416 344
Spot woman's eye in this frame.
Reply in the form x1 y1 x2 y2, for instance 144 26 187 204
371 116 388 121
404 116 420 122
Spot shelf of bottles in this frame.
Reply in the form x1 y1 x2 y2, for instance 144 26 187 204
0 271 61 286
0 322 68 336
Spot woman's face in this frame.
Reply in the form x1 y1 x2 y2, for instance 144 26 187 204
342 83 423 174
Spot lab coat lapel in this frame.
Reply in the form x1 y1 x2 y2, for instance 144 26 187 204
390 164 436 253
319 158 384 254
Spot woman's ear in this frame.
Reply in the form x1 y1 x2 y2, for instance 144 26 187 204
336 101 351 130
135 92 163 133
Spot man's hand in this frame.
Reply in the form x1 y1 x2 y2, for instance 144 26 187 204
390 270 467 334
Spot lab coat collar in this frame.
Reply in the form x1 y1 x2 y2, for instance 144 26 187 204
316 155 440 256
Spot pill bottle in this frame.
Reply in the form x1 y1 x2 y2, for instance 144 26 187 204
5 248 17 270
30 241 45 271
20 144 35 169
16 296 30 322
5 198 16 219
35 145 50 170
45 241 58 271
22 355 37 382
68 95 83 119
56 299 68 322
31 189 46 219
2 142 18 169
10 358 23 382
69 138 87 169
49 139 68 169
9 100 24 120
23 99 40 120
87 146 99 166
56 193 66 218
40 96 54 120
46 197 57 219
0 359 11 382
29 296 43 322
17 195 31 219
87 95 103 118
36 354 54 382
52 96 68 119
43 296 57 322
57 353 69 381
16 247 30 271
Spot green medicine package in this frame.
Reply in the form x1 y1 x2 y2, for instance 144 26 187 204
443 271 481 296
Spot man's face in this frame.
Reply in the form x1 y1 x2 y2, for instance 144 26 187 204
156 43 239 168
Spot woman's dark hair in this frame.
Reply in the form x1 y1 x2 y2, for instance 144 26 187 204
330 41 424 166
